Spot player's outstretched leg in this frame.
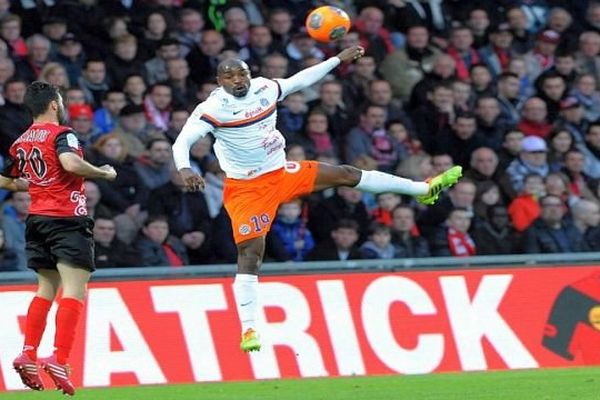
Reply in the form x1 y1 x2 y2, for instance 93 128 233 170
416 165 463 205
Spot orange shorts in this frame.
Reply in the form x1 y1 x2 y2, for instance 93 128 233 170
223 161 319 244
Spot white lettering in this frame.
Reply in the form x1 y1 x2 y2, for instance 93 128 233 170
248 282 327 379
83 288 166 386
362 276 444 374
440 275 538 370
151 285 228 382
317 280 365 376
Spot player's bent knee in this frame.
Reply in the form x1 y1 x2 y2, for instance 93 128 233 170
339 165 361 186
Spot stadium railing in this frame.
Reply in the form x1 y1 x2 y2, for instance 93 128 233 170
1 252 600 283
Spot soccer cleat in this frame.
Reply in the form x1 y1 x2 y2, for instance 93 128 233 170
240 328 261 352
416 165 463 205
13 352 44 391
39 355 75 396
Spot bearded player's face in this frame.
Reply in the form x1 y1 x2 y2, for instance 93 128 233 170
218 66 251 98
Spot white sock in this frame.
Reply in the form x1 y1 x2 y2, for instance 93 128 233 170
354 170 429 196
233 274 259 333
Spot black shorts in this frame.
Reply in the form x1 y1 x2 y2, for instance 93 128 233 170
25 215 96 272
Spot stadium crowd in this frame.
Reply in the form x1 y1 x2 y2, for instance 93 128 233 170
1 0 600 270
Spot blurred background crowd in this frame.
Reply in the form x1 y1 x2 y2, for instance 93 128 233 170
1 0 600 270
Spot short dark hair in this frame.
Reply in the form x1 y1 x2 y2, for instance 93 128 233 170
24 81 61 118
335 218 359 232
146 137 171 150
144 214 169 227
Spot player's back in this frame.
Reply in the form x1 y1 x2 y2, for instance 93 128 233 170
8 122 87 217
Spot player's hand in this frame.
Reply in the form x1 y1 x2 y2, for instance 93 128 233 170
99 165 117 180
179 168 205 192
336 45 365 63
14 178 29 191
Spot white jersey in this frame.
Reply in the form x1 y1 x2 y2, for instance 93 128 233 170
173 57 341 179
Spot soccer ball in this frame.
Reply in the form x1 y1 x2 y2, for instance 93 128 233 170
305 6 351 43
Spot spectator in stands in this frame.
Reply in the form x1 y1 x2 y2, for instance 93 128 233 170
0 78 30 154
524 30 560 81
506 136 550 196
135 138 172 191
270 199 314 262
176 8 204 57
571 73 600 122
0 226 18 271
438 111 485 168
447 25 480 82
524 195 587 253
308 80 353 142
68 103 98 147
579 120 600 179
54 33 85 86
497 72 525 126
380 24 440 102
89 134 148 244
367 79 412 127
431 153 454 175
473 204 517 254
135 215 189 267
307 218 362 261
277 91 308 139
342 55 376 110
464 147 503 187
371 192 402 226
517 97 553 138
475 96 509 151
0 56 15 100
144 83 172 132
547 128 575 172
390 205 430 258
16 34 51 82
430 207 477 257
147 167 212 264
0 14 26 58
387 119 420 156
308 186 369 244
144 38 181 85
412 82 455 154
542 51 578 91
267 8 293 53
452 79 474 112
139 11 175 59
409 54 457 111
223 7 250 50
575 31 600 85
537 73 568 122
470 63 495 97
561 149 596 201
479 23 514 78
473 180 502 222
114 104 154 158
571 199 600 250
242 25 275 75
360 222 395 259
107 34 144 89
508 173 544 232
39 62 70 91
93 89 127 135
78 59 109 109
123 73 146 106
166 58 196 107
295 108 339 160
498 129 524 170
2 191 28 269
186 29 225 85
545 172 573 204
93 216 141 268
507 6 534 54
166 107 190 144
466 7 491 48
355 6 394 64
83 180 112 219
260 52 288 80
64 87 85 106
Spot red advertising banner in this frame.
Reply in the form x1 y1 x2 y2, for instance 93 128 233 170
1 265 599 391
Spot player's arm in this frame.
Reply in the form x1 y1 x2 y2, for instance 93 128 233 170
0 175 28 191
275 45 364 99
173 107 214 191
56 131 117 180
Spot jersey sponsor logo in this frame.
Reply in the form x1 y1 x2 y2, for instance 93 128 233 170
70 191 88 216
245 107 264 119
238 224 251 235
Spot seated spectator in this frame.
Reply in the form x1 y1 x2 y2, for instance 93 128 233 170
54 33 85 86
473 181 502 222
556 96 588 144
508 173 544 232
166 107 190 143
430 207 476 257
524 195 587 253
446 25 480 82
478 23 513 78
285 144 305 162
93 89 127 135
144 38 180 85
571 73 600 122
135 215 189 267
144 83 172 132
0 79 31 154
469 63 495 97
298 108 340 160
371 192 402 226
387 119 421 156
578 120 600 179
166 58 197 106
134 138 172 191
451 79 473 112
390 205 430 258
409 54 457 112
475 96 510 151
412 82 455 154
545 172 577 205
360 222 395 260
0 226 18 271
506 136 550 196
39 62 70 91
106 34 145 88
547 128 575 172
3 191 29 269
524 30 560 82
354 6 394 64
84 180 112 219
396 153 433 182
497 72 525 127
16 34 51 83
571 199 600 250
473 205 518 255
68 103 100 147
342 54 376 110
93 216 141 268
123 73 147 106
78 59 109 109
431 153 454 175
277 91 308 140
270 199 315 262
561 149 597 202
114 104 160 158
436 111 485 169
498 130 524 171
517 97 553 138
147 167 212 264
306 219 362 261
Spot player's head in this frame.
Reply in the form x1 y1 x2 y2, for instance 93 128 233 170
216 58 251 98
24 80 65 123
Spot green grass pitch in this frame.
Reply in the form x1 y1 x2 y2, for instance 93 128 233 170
2 367 599 400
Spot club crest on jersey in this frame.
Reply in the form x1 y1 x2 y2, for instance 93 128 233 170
260 98 269 107
239 224 251 235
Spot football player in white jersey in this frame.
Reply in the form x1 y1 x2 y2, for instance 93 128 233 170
173 45 462 352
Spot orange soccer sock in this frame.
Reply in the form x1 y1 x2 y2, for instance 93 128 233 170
53 298 83 364
23 296 53 361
